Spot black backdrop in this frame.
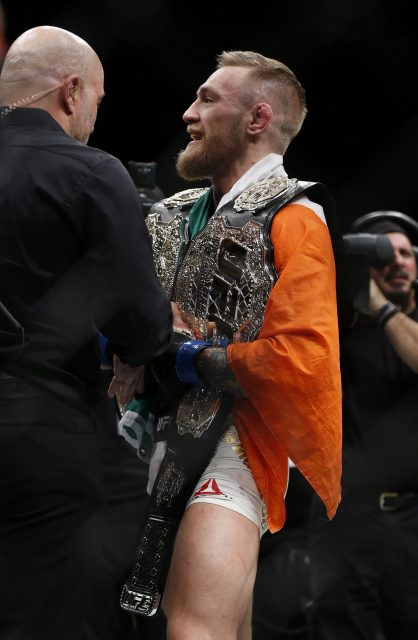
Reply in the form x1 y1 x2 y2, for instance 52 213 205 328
2 0 418 231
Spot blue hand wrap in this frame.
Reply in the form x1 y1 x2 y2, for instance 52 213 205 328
98 333 112 367
175 340 211 386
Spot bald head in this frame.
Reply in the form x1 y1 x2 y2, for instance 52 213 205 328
0 25 100 102
0 25 105 144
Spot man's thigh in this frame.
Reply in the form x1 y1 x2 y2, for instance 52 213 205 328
186 425 266 535
163 427 263 635
163 503 260 631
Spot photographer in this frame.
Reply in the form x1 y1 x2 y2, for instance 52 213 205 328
308 211 418 640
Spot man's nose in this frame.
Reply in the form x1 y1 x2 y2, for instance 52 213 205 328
183 102 198 122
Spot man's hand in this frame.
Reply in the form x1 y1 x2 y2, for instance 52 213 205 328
107 355 145 408
171 301 192 335
359 279 387 316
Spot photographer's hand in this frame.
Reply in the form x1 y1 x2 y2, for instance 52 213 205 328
359 279 387 316
357 278 418 372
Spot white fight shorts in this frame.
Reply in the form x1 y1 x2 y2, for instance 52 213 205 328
148 424 267 536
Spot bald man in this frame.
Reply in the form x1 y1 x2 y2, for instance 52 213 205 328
0 26 172 640
0 25 104 142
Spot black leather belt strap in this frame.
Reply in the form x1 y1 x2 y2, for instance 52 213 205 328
120 388 233 617
379 492 418 512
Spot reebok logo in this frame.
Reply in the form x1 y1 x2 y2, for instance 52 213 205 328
193 478 224 497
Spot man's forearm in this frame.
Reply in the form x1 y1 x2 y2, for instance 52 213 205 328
195 347 246 397
383 311 418 373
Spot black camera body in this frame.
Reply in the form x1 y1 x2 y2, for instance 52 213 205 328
342 233 394 310
127 161 165 218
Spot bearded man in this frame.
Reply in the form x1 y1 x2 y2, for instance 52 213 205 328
116 50 352 640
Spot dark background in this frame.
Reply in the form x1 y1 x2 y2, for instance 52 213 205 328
2 0 418 231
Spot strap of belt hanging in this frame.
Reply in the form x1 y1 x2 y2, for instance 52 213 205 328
120 386 233 617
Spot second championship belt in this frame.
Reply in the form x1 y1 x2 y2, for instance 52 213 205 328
120 384 233 616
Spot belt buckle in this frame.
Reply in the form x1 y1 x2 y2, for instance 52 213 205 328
379 492 398 511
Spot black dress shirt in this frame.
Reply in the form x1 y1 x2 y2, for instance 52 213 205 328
0 108 172 411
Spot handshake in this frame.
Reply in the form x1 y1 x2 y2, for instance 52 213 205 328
106 305 229 408
150 329 228 402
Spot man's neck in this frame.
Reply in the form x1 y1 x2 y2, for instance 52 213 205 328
213 153 286 213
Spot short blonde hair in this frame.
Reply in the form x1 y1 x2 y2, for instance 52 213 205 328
216 50 307 152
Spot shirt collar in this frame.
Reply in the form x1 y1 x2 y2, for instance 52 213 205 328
216 153 287 212
0 107 66 135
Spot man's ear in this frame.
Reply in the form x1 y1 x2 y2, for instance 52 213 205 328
61 76 80 114
248 102 273 135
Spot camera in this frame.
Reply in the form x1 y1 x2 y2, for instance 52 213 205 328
342 233 394 310
127 161 165 217
344 210 418 310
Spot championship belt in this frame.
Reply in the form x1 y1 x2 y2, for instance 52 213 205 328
174 177 307 341
145 187 209 297
120 386 233 616
121 177 312 617
174 214 276 341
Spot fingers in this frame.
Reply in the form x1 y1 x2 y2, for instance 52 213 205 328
107 376 118 398
107 363 145 407
171 301 191 334
362 279 387 315
135 366 145 395
118 382 134 407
